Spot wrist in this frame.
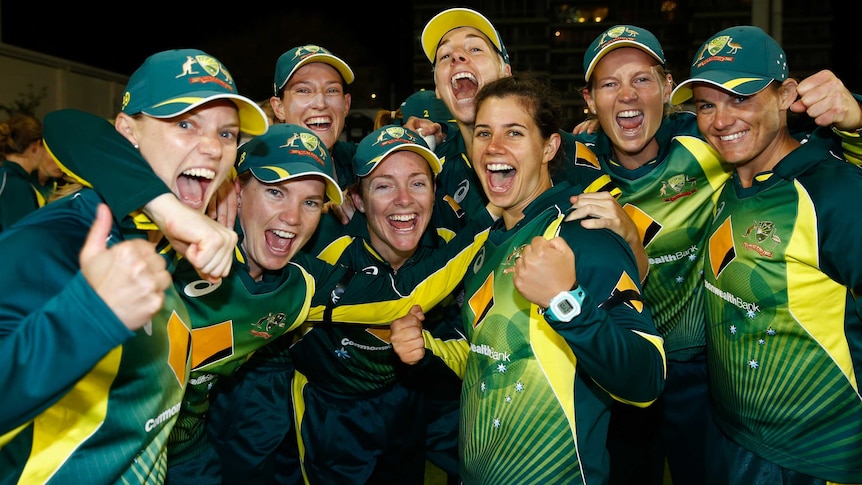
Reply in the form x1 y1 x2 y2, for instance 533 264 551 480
543 285 586 323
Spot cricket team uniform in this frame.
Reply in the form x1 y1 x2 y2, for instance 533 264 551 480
301 140 357 257
702 128 862 484
457 180 665 485
0 160 46 231
40 109 493 483
0 189 193 484
286 209 492 484
575 111 729 483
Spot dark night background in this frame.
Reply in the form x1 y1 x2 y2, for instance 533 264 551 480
0 2 417 108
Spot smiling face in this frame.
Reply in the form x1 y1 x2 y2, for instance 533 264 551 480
272 62 351 149
583 48 672 169
433 26 511 126
691 81 798 187
237 174 326 281
116 99 240 212
471 94 557 229
351 151 435 270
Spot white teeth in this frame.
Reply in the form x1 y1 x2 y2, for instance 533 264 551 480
182 168 215 180
272 229 295 239
306 117 331 126
618 110 641 118
487 163 514 172
389 214 416 222
720 131 747 142
451 71 477 88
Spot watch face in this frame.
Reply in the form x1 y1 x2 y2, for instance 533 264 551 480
558 299 575 314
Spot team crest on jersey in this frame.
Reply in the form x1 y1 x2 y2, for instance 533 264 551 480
252 312 287 335
742 220 780 258
660 173 698 202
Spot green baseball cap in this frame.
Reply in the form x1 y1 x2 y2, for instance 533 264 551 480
671 25 788 105
121 49 267 136
236 124 343 205
583 25 665 82
421 7 509 65
273 45 355 96
353 125 442 178
399 89 453 124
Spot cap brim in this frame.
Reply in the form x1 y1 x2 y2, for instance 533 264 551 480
144 92 269 135
585 40 664 82
670 71 773 105
421 8 502 63
249 165 343 205
359 144 442 178
281 53 355 90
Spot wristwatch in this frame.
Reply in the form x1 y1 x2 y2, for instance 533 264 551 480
544 286 587 322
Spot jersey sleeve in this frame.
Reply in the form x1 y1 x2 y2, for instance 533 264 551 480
552 221 666 406
43 109 171 217
0 211 133 433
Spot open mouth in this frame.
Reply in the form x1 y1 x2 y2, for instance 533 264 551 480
388 213 418 232
177 168 215 210
486 163 515 193
266 229 296 253
451 72 479 101
306 116 333 131
616 110 644 134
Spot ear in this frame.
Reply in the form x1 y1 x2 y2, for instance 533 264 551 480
343 92 352 115
113 113 140 147
662 73 675 105
582 88 596 115
349 188 365 214
544 132 562 163
777 79 799 110
270 96 286 122
234 179 243 207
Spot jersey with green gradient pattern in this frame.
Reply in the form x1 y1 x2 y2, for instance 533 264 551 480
290 209 491 395
576 111 731 360
39 108 493 470
0 189 192 484
703 128 862 483
458 181 665 485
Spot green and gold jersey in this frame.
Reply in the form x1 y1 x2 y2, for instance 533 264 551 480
703 129 862 483
290 211 491 395
577 112 732 359
458 182 665 485
0 189 192 484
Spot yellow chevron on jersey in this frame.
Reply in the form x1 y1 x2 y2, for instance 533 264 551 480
168 310 192 388
623 203 662 248
191 321 234 369
709 216 736 279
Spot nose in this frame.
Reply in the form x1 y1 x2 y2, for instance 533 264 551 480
449 47 468 64
619 82 638 102
712 104 734 130
198 131 224 158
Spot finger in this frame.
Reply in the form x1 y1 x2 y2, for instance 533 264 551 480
409 304 425 321
79 204 113 265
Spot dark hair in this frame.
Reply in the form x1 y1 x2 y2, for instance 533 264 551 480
0 113 43 157
474 74 566 169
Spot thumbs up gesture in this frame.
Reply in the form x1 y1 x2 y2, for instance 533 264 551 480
79 204 173 331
